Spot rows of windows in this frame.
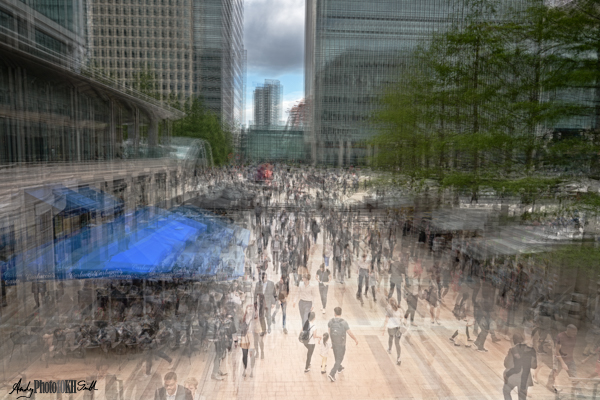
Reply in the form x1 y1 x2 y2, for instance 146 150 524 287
92 6 187 15
92 49 189 61
93 27 190 38
92 38 190 50
94 17 185 27
93 0 188 5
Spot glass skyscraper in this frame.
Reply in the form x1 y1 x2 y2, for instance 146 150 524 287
252 79 283 127
194 0 245 133
305 0 460 166
88 0 195 100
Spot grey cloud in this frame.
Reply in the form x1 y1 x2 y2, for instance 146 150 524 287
245 0 304 76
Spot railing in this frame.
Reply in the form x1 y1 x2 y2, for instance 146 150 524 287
0 26 184 118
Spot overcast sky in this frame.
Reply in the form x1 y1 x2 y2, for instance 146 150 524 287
244 0 305 126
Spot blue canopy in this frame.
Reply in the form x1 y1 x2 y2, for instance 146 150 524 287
69 218 205 279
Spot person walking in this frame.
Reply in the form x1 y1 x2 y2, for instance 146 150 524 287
302 312 320 372
333 239 342 281
154 372 193 400
327 307 359 382
356 252 370 303
404 278 419 326
473 304 491 352
293 273 318 329
240 305 257 378
272 275 289 334
503 333 537 400
344 243 352 280
317 264 331 314
352 227 361 257
547 324 579 394
271 234 281 274
254 202 262 227
388 253 408 304
319 333 332 374
311 218 320 244
425 281 441 325
368 268 378 302
382 298 403 365
254 272 276 334
257 252 271 275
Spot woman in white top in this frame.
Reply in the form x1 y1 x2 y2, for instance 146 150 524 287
382 298 404 365
240 304 257 377
293 273 318 329
302 312 320 372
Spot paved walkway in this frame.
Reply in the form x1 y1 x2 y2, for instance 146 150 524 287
8 227 593 400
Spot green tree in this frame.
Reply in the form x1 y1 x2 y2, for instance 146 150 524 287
171 97 233 166
372 0 598 211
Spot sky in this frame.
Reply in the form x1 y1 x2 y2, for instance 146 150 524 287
244 0 305 126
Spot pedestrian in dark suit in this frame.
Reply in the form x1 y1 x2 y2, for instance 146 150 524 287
154 372 193 400
254 272 277 334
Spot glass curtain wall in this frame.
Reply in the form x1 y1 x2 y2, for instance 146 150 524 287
193 0 244 132
305 0 455 166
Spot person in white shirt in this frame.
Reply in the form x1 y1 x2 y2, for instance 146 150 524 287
293 273 318 329
302 312 321 373
382 298 404 365
271 234 281 274
356 252 371 301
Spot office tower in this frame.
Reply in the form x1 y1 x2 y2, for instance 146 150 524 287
304 0 459 166
253 79 283 127
193 0 245 132
0 0 181 163
88 0 195 100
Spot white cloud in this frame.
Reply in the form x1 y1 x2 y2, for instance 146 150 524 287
244 0 305 76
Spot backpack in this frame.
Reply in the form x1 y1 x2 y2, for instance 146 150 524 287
298 324 313 344
329 318 346 344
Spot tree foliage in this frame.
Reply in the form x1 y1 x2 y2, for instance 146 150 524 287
171 98 233 166
372 0 600 206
